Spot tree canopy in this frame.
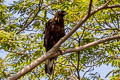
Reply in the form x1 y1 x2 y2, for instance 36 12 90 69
0 0 120 80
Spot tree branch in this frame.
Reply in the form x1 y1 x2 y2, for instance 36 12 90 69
16 0 42 34
8 35 120 80
8 1 120 80
106 4 120 8
75 27 85 79
49 0 112 52
64 35 120 53
16 1 60 34
87 0 93 17
90 0 111 15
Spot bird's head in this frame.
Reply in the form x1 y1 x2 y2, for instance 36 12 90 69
54 11 68 17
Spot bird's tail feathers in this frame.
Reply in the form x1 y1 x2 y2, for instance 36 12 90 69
45 59 54 75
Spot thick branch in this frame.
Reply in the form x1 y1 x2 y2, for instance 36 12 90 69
64 35 120 53
8 2 120 80
7 35 120 80
48 0 112 53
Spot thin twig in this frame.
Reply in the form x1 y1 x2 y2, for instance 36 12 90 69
75 27 85 80
91 0 112 15
106 4 120 8
16 2 60 34
82 66 94 78
88 0 93 17
16 0 42 34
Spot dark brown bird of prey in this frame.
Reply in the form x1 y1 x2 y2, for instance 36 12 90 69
44 11 67 75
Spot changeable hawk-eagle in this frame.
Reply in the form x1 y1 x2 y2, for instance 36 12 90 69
44 11 67 74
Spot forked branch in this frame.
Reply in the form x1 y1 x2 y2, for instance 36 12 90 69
8 0 120 80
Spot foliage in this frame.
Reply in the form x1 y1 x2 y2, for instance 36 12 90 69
0 0 120 80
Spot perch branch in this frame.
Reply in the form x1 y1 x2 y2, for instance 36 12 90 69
8 1 120 80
